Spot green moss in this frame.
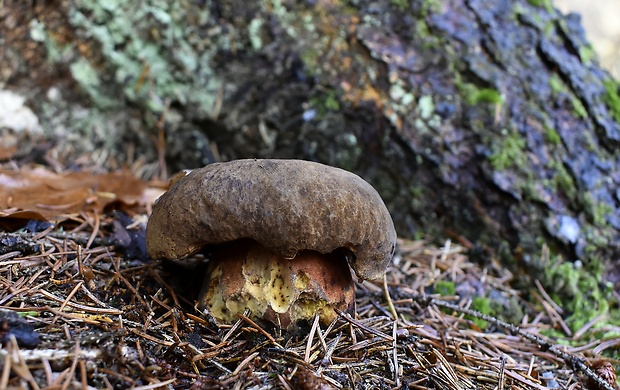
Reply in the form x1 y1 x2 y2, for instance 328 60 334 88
543 124 561 145
308 88 342 118
548 74 588 119
414 19 441 49
402 0 442 49
570 96 588 119
324 91 341 111
409 184 430 210
539 327 567 339
490 296 524 325
527 0 553 12
390 0 408 10
458 82 504 105
467 297 491 329
476 89 503 104
540 255 613 333
603 79 620 123
592 202 613 228
414 19 430 38
489 131 526 171
421 0 442 14
549 74 565 94
434 281 455 296
581 193 612 227
520 181 542 202
300 47 321 74
411 231 423 241
578 45 596 65
549 160 576 202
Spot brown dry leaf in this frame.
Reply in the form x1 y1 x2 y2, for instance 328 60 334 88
0 144 17 161
0 166 149 220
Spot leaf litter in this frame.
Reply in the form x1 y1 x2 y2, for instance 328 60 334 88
0 163 618 389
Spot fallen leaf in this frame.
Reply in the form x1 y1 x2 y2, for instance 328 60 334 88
0 167 149 220
0 145 17 161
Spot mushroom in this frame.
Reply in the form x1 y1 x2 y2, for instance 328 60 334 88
146 159 396 330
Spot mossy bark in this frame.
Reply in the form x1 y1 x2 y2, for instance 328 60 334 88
2 0 619 286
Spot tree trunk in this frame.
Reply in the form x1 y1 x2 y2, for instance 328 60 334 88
2 0 619 284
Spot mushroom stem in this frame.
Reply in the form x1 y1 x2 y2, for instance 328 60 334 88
199 240 355 331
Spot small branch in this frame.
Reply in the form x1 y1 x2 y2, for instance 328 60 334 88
3 231 116 249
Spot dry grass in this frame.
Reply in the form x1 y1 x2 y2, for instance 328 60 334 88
1 217 618 389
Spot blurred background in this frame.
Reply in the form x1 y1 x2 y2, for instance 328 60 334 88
555 0 620 78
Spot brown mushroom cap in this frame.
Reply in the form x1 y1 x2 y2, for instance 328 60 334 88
146 159 396 281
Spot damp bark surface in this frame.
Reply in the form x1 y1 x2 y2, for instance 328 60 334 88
1 0 619 285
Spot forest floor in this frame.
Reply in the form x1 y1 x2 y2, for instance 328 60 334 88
0 161 618 389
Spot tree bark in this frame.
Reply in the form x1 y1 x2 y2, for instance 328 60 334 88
1 0 619 284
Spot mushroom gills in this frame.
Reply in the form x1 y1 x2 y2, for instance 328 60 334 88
199 239 355 330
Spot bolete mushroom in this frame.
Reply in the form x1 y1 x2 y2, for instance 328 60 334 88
146 159 396 330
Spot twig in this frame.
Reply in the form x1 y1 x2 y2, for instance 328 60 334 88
534 279 563 314
383 274 398 320
322 332 341 366
0 337 12 389
335 309 393 342
37 290 123 314
132 378 177 390
7 231 116 248
85 212 100 250
237 313 281 348
59 281 83 312
405 292 618 390
499 357 506 390
232 352 259 375
305 314 320 363
391 320 400 388
61 341 80 390
127 328 174 347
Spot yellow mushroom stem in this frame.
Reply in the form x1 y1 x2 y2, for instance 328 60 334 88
198 240 355 330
